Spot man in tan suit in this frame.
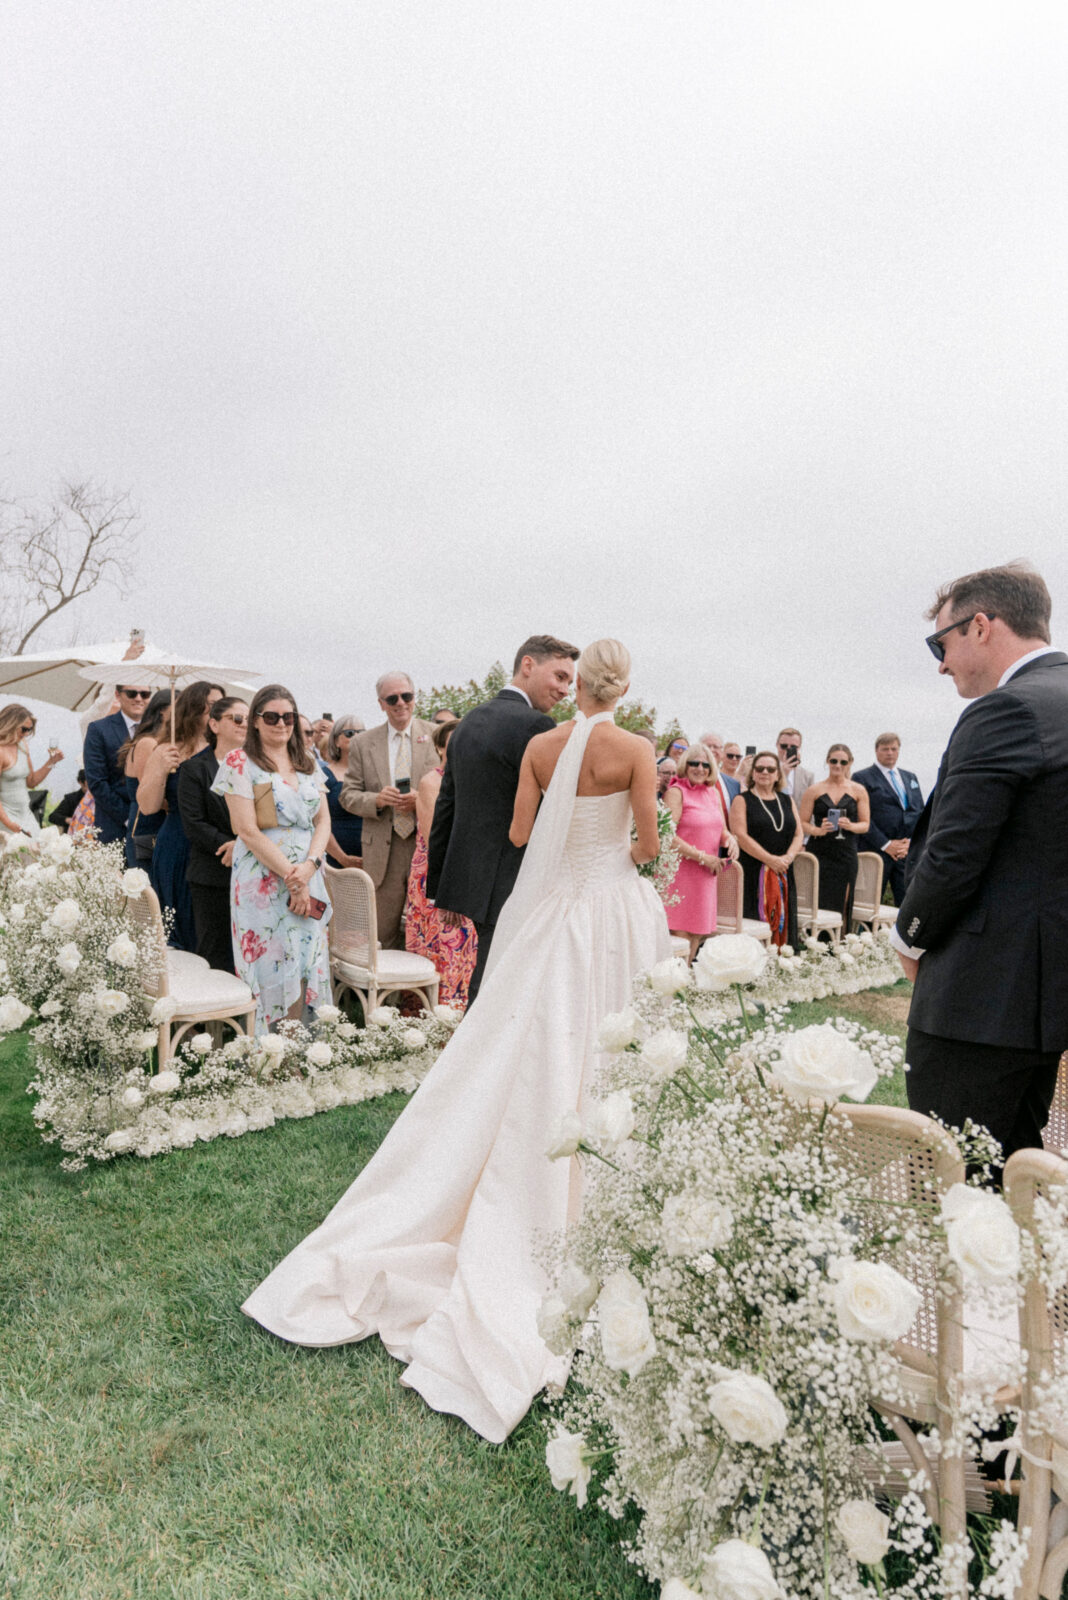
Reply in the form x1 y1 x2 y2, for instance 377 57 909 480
341 670 437 948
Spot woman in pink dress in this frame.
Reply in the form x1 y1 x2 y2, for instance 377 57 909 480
664 742 729 960
405 719 478 1008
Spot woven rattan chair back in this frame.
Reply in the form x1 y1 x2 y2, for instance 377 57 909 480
792 850 818 933
125 884 169 998
714 860 744 933
1042 1056 1068 1159
323 864 378 974
852 851 885 928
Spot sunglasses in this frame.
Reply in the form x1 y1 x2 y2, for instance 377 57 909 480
382 692 414 706
723 752 740 760
259 710 296 727
338 728 357 738
220 713 247 727
687 761 712 770
828 757 850 766
121 689 152 701
753 765 778 775
925 612 987 662
20 721 36 734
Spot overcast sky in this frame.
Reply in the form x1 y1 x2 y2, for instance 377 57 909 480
3 1 1067 792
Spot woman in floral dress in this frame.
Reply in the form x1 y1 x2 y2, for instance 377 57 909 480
213 684 332 1030
405 719 477 1008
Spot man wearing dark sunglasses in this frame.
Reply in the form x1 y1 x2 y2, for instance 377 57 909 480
83 681 155 855
340 671 437 948
892 562 1068 1172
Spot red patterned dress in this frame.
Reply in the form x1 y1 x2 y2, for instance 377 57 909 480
406 770 478 1009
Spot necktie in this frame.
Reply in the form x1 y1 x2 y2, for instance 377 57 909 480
393 732 415 838
889 767 907 807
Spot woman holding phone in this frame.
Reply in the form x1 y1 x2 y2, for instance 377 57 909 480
799 744 870 929
213 684 332 1029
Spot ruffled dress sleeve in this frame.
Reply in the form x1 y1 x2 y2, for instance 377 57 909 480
212 748 256 799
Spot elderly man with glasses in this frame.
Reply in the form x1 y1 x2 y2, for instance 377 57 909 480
83 681 155 859
341 672 437 948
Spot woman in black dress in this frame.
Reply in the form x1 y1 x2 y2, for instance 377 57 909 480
729 751 803 948
798 743 871 928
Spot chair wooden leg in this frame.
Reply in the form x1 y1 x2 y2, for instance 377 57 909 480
158 1022 171 1066
1041 1538 1068 1600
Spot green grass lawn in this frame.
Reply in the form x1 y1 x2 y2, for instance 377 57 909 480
0 988 910 1600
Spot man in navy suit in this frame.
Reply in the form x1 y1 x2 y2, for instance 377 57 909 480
854 733 925 904
83 682 153 856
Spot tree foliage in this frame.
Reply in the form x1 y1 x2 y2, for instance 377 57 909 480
0 479 140 656
415 662 679 742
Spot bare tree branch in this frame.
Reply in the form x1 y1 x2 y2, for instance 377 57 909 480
0 479 140 656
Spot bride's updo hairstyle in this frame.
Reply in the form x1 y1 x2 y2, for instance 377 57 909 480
577 638 631 705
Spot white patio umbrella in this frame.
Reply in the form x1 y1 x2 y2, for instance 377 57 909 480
0 638 182 713
80 657 262 741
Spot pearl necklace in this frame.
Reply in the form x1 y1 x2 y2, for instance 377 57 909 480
753 789 784 832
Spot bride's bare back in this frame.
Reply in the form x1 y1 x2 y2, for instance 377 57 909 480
510 719 660 863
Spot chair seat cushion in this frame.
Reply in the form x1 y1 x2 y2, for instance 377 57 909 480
333 948 438 988
167 950 210 977
167 964 255 1013
741 918 773 943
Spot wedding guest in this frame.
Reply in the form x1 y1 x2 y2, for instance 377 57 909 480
311 717 333 755
799 744 870 929
137 682 223 951
662 733 689 761
319 715 364 869
775 727 814 805
730 751 803 948
299 714 315 745
405 719 478 1007
84 681 155 854
77 634 146 745
341 671 437 949
721 743 743 784
50 769 89 833
431 707 460 726
177 697 248 972
213 684 333 1029
122 690 172 865
656 756 677 798
664 743 725 961
699 730 742 852
853 733 925 904
0 705 63 838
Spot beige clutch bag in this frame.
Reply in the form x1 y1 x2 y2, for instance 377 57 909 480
253 780 279 829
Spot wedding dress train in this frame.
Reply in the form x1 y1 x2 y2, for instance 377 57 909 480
242 711 670 1442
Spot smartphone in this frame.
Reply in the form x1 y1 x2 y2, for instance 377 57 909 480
396 778 412 796
784 743 798 763
826 807 841 832
744 744 756 756
287 893 328 920
130 627 145 644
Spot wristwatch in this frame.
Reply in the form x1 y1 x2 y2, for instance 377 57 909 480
309 854 323 869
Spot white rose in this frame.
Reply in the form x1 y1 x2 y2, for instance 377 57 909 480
4 830 33 855
0 994 33 1032
648 956 691 996
583 1091 635 1151
557 1260 599 1320
661 1191 734 1257
833 1260 921 1343
545 1431 592 1508
104 1128 135 1153
55 942 82 976
8 903 26 924
661 1581 702 1600
136 1030 158 1050
707 1372 788 1449
121 868 150 898
772 1024 877 1103
95 988 129 1018
190 1032 214 1056
836 1499 891 1565
402 1028 426 1051
49 898 82 933
121 1086 144 1110
695 933 767 991
639 1027 688 1081
701 1540 782 1600
838 951 856 966
546 1110 583 1160
596 1005 642 1053
368 1006 395 1026
106 933 139 969
169 1118 199 1147
536 1294 570 1354
433 1003 462 1027
148 1070 181 1095
43 835 75 865
39 999 63 1018
149 995 179 1023
306 1041 333 1067
941 1183 1021 1286
316 1004 342 1023
597 1269 656 1377
337 1022 357 1041
259 1032 287 1058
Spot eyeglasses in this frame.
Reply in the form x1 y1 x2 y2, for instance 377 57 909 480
828 757 849 766
121 689 152 701
925 612 988 662
220 713 247 727
753 765 778 775
259 710 295 727
382 692 414 706
687 761 712 771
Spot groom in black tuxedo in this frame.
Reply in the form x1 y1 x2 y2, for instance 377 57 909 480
427 634 579 1002
893 563 1068 1166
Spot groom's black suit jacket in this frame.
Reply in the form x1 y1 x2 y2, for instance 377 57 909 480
427 689 554 927
898 651 1068 1052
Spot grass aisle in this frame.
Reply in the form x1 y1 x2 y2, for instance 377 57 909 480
0 1033 651 1600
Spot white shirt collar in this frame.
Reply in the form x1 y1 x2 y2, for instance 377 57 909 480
388 723 410 742
506 684 532 707
122 712 137 735
998 645 1059 687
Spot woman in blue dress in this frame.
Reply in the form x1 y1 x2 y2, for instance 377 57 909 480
137 681 224 950
213 683 332 1030
318 714 364 868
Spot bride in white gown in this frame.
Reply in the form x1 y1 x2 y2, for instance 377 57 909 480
242 639 670 1442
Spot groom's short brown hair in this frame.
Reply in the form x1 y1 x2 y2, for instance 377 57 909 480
512 635 580 675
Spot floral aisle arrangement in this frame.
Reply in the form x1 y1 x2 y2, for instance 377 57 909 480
539 936 1025 1599
0 829 453 1169
746 927 903 1009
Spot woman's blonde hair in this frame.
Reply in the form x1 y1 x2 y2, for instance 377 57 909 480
0 704 34 746
576 638 630 704
677 743 720 785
